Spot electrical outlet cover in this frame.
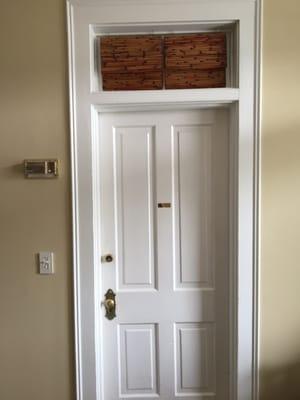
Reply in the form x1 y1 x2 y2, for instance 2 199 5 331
39 252 54 274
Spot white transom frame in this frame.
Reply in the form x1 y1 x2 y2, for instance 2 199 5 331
67 1 260 400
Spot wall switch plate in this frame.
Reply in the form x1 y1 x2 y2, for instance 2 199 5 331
39 252 54 274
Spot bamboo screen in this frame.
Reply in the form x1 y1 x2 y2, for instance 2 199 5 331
100 33 226 91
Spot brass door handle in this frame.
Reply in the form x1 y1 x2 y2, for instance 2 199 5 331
103 289 116 320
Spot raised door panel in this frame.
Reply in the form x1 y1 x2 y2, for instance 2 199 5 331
114 126 157 290
172 124 214 289
175 323 216 396
118 324 159 396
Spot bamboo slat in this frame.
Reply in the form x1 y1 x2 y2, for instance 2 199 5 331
102 71 163 91
164 33 227 88
100 35 163 90
165 69 226 89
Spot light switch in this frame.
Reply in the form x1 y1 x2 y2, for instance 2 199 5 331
39 252 54 274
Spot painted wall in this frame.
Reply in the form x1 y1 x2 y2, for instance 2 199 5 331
259 0 300 398
0 1 74 399
0 0 299 399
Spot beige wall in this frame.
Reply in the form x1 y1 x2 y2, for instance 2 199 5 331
0 1 74 399
1 0 300 399
259 0 300 398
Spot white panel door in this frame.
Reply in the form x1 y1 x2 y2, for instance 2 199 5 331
98 109 229 400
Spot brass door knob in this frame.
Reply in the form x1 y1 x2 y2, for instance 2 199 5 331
104 298 115 311
103 289 116 320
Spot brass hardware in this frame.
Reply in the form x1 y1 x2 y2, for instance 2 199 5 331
103 289 116 320
24 159 58 178
158 203 171 208
101 254 113 263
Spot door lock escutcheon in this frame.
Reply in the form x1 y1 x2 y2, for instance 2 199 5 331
102 254 113 263
103 289 116 320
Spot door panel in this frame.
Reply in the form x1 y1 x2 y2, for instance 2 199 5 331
99 109 229 400
114 126 157 290
119 324 159 396
172 124 213 289
175 323 215 395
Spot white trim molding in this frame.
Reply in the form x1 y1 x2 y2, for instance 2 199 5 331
253 1 262 399
67 1 261 399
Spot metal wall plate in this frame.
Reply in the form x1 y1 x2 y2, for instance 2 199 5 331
158 202 171 208
24 159 58 178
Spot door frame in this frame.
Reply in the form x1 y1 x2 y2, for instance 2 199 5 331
66 1 261 399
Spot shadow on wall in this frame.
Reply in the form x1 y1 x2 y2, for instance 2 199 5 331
260 361 300 400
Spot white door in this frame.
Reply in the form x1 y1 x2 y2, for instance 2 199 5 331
98 108 229 400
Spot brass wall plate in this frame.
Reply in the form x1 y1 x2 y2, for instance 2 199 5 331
24 159 58 178
158 203 171 208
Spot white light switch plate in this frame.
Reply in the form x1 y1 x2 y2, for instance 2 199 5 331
39 252 54 274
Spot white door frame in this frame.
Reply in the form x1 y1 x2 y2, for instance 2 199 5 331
66 1 261 399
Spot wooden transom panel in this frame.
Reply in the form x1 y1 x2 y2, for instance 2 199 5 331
164 33 226 89
99 33 227 90
100 35 163 90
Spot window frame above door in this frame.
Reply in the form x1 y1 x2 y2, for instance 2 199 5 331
66 1 261 399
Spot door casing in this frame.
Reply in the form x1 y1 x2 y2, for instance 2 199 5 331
66 1 261 399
